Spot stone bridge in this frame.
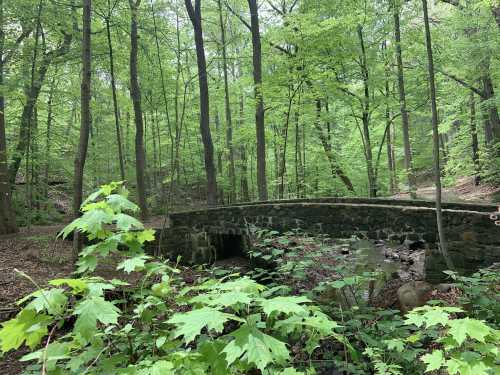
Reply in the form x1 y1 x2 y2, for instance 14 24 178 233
147 198 500 283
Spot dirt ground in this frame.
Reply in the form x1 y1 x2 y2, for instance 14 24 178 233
0 222 160 374
393 176 500 202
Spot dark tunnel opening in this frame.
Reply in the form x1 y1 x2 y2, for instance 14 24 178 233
209 233 247 260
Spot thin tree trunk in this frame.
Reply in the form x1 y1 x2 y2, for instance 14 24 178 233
482 72 500 142
129 0 149 219
73 0 92 258
105 4 125 181
392 1 416 197
469 92 480 185
185 0 217 206
239 95 250 201
422 0 454 270
43 77 55 199
150 0 174 178
314 99 355 192
0 0 18 234
248 0 267 200
357 25 376 197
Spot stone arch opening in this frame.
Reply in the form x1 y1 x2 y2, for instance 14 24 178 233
209 233 248 260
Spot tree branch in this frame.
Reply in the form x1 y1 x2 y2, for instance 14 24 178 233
437 69 484 97
224 0 251 30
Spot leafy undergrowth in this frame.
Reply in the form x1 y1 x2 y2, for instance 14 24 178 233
0 183 498 374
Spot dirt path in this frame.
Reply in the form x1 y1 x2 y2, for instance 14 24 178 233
393 176 500 203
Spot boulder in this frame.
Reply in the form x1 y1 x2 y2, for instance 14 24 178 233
397 281 433 313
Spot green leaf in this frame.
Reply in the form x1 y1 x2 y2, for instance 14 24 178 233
211 277 265 294
106 194 139 213
259 296 311 316
25 288 67 315
79 209 115 235
117 255 150 273
222 323 289 371
278 368 304 375
115 213 144 231
421 350 444 372
49 278 88 294
137 229 155 244
190 291 252 308
144 360 174 375
168 307 241 343
0 309 50 352
74 297 120 340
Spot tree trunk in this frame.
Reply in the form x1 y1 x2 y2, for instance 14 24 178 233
43 77 55 200
105 6 125 181
393 1 416 197
314 99 355 192
151 0 174 181
0 0 17 234
185 0 217 206
469 92 480 185
239 95 250 201
422 0 454 270
357 25 376 197
482 72 500 143
217 0 236 203
129 0 149 219
9 23 72 185
248 0 267 201
73 0 92 258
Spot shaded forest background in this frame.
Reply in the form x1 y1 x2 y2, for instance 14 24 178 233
1 0 499 232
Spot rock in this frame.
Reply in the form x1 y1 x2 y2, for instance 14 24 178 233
435 283 455 293
397 281 433 313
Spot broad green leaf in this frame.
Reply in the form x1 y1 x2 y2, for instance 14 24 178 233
137 229 155 244
115 213 144 231
453 318 492 343
117 255 150 273
260 296 310 316
106 194 139 213
168 307 241 343
74 297 120 340
0 309 50 352
222 323 289 371
49 278 88 294
79 209 114 235
25 288 67 315
190 291 252 308
421 350 444 372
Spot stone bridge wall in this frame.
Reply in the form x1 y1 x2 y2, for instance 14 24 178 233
152 199 500 282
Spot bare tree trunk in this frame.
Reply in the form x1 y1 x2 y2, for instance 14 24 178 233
357 25 376 197
150 0 174 180
129 0 149 219
0 0 17 234
248 0 267 201
105 2 125 181
73 0 92 258
422 0 454 270
43 77 55 199
239 95 250 201
217 0 236 203
314 99 355 192
482 72 500 143
393 1 416 198
469 92 480 185
185 0 217 206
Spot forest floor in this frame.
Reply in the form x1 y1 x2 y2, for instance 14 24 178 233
0 176 497 373
394 176 500 202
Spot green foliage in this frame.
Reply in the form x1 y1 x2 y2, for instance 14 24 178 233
0 184 342 374
405 306 499 374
